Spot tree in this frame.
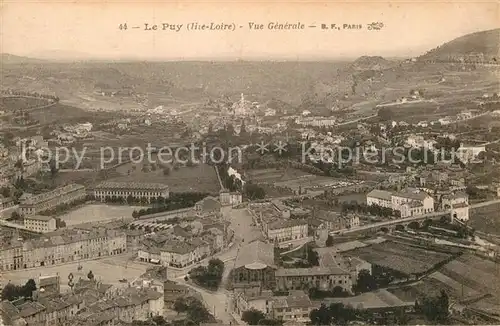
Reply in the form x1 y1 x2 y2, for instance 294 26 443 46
189 258 225 290
87 270 94 280
408 221 420 230
378 107 394 121
325 235 334 247
244 183 265 200
395 224 405 231
1 283 20 301
55 218 66 228
10 211 21 220
23 279 37 298
1 279 37 301
354 269 376 293
309 303 332 325
0 186 10 198
241 309 266 325
306 244 319 266
49 160 58 178
416 290 449 323
151 316 168 326
173 297 188 313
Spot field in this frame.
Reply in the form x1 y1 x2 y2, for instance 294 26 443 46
246 167 358 192
389 254 500 315
320 289 414 310
110 160 220 193
347 241 453 276
60 204 139 226
2 253 148 293
0 96 50 112
470 203 500 235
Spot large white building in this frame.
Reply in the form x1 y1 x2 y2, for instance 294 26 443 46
264 219 309 244
367 188 435 218
23 215 57 233
456 143 486 163
93 182 169 203
295 116 337 127
366 189 392 208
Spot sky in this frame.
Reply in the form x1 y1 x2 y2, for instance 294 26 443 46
1 1 499 60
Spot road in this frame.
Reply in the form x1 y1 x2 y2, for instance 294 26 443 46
335 199 500 235
167 207 262 323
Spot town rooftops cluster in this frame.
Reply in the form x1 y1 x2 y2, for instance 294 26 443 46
21 228 124 250
20 184 85 205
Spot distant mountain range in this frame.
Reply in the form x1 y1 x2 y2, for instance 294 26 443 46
0 53 46 64
1 28 499 63
419 28 500 62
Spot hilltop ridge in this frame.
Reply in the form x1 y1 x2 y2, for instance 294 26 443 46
419 28 500 62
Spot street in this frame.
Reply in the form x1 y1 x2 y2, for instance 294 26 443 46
167 207 262 324
336 199 500 234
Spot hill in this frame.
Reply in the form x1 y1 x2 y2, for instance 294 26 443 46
0 53 45 64
349 55 393 71
419 28 500 62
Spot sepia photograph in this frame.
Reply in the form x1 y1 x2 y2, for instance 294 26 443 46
0 1 499 325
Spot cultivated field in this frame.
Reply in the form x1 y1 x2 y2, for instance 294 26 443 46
111 161 220 193
60 204 139 226
470 203 500 235
389 254 500 315
247 168 358 193
347 241 453 275
0 96 50 112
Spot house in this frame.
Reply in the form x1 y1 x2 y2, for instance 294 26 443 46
271 291 315 323
219 190 243 207
451 202 469 222
367 188 434 217
441 192 468 210
391 188 434 216
0 300 27 326
456 143 486 163
194 196 222 216
234 290 274 316
0 195 13 209
264 219 308 244
23 215 57 233
366 189 392 208
275 266 353 293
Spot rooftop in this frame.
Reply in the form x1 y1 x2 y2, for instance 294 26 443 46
24 215 55 222
20 184 84 206
235 239 275 269
274 291 313 309
275 266 349 277
394 188 430 201
95 181 169 191
267 218 308 230
367 189 392 201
